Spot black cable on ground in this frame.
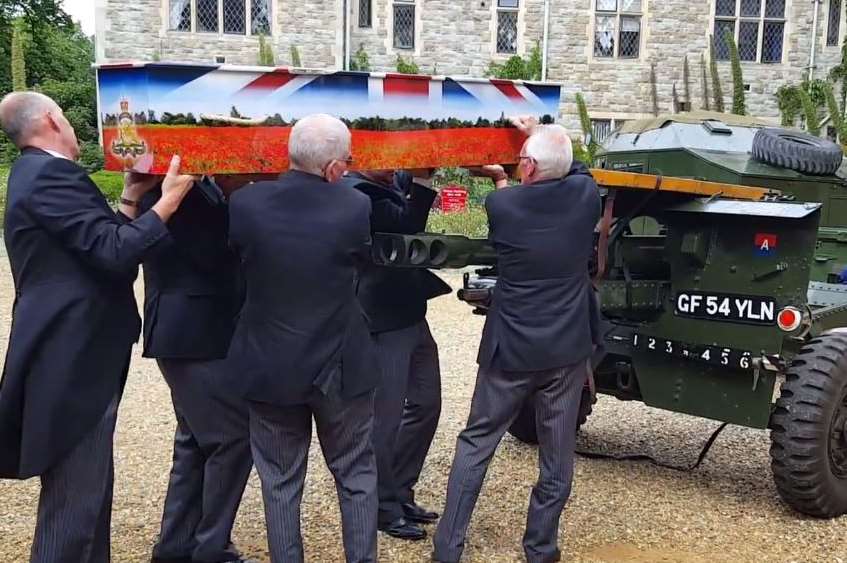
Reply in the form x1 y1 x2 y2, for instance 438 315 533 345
575 422 730 472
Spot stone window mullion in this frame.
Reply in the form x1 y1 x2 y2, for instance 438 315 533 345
246 0 252 36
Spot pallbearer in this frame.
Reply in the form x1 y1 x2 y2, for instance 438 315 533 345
432 123 603 563
139 174 255 563
0 92 194 562
344 169 450 541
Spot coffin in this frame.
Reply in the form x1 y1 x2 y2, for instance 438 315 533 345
95 62 562 175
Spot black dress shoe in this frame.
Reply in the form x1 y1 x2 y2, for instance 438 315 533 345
402 501 439 524
151 557 192 563
378 517 427 541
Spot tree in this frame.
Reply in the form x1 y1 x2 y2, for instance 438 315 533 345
290 45 301 67
798 86 821 136
682 55 691 109
672 83 680 113
575 93 597 162
526 42 543 81
11 17 25 90
725 29 746 115
708 35 725 112
828 39 847 119
0 8 100 169
824 82 845 143
257 34 274 66
776 85 801 126
700 53 710 110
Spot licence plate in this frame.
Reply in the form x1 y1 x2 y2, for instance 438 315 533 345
632 334 753 371
674 291 776 325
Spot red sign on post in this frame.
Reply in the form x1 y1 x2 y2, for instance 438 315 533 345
437 186 469 213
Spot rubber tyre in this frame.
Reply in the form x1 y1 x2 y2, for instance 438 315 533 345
508 386 596 445
751 128 843 176
770 330 847 518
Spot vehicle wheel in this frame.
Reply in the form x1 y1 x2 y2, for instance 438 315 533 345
508 386 596 445
770 330 847 517
751 127 843 176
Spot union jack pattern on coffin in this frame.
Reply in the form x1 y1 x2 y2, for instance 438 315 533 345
95 62 562 174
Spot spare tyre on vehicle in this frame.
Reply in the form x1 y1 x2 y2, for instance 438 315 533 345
751 127 843 176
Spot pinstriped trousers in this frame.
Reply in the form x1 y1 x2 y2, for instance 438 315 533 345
432 361 587 563
30 392 121 563
372 320 441 525
153 359 253 563
249 390 378 563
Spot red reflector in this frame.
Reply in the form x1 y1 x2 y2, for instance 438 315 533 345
778 307 802 332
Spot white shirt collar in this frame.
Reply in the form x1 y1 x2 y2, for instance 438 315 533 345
43 149 71 160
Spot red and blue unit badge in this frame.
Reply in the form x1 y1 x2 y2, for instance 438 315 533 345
755 233 778 257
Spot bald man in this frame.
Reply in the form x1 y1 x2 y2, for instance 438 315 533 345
0 92 194 562
224 114 379 562
432 125 602 563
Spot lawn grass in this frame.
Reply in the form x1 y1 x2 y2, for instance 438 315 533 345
89 170 124 204
426 206 489 238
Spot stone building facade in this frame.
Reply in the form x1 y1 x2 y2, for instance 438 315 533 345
95 0 847 136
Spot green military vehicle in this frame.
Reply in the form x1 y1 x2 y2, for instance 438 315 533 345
372 111 847 518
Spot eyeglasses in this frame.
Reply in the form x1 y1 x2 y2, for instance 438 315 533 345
322 155 354 177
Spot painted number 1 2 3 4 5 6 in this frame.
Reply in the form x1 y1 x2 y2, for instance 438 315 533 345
632 334 753 370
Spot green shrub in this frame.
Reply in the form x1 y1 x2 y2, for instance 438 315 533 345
90 170 124 204
426 206 489 238
350 45 370 71
486 42 542 81
395 55 420 75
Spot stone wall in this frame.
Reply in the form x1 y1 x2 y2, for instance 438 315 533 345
98 0 846 132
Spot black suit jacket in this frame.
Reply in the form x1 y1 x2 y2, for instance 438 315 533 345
477 163 602 372
225 170 378 405
344 172 451 334
140 185 238 360
0 148 169 479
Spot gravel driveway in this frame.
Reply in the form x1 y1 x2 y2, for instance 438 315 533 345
0 256 846 562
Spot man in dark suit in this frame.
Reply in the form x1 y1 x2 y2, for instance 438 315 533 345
225 114 379 563
432 124 602 563
0 91 195 562
342 170 449 541
139 179 254 563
